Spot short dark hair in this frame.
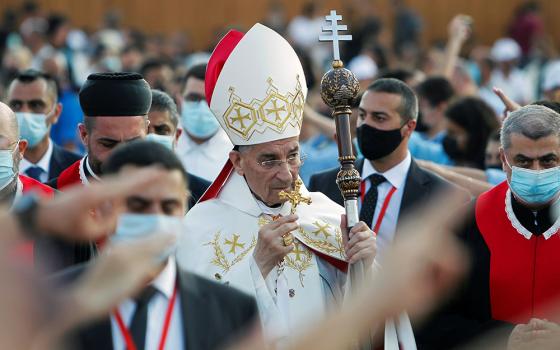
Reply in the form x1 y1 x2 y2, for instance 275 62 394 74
150 89 179 128
365 78 418 121
416 76 455 107
139 59 169 77
182 63 206 89
11 69 59 101
103 140 189 187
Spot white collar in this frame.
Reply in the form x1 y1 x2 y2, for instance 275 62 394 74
150 257 177 299
20 139 53 174
219 172 300 218
361 152 412 189
504 189 560 240
79 156 101 185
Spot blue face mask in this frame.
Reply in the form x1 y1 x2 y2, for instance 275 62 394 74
180 100 220 139
16 111 50 148
112 213 184 260
146 133 174 150
0 143 18 191
506 158 560 205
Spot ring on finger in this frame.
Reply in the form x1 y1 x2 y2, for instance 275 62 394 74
282 233 293 247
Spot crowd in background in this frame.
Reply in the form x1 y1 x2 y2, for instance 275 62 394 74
1 0 558 185
2 0 560 349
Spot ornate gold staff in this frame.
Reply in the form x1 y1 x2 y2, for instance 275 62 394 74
319 10 372 349
319 10 364 286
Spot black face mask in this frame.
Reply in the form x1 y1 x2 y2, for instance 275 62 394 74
442 135 465 160
357 124 404 161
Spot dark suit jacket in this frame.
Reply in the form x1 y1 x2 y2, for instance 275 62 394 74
308 158 450 229
187 173 211 209
48 143 81 181
55 264 258 350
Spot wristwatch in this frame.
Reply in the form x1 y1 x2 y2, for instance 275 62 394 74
12 192 42 239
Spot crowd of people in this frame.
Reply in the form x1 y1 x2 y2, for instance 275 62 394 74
1 0 560 349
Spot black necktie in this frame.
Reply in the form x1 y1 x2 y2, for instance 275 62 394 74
359 174 387 227
130 286 157 350
25 166 44 182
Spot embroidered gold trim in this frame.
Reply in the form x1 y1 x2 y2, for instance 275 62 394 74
223 76 304 140
205 232 256 273
298 223 346 260
284 241 313 287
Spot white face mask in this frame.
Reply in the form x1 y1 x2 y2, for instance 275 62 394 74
0 142 19 191
111 213 184 261
145 133 174 150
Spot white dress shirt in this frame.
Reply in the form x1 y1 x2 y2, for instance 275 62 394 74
20 139 53 183
360 152 412 259
111 258 184 350
176 129 232 182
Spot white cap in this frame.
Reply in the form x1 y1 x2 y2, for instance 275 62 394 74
490 38 521 62
348 54 378 81
542 61 560 92
209 23 307 146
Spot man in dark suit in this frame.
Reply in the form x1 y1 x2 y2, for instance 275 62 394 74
6 69 81 183
309 78 451 256
58 140 257 350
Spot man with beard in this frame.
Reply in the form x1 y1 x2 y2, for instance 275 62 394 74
38 72 151 272
49 72 151 189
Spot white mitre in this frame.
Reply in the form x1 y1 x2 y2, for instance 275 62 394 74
207 23 307 146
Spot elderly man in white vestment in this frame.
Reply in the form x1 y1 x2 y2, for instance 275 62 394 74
177 24 414 349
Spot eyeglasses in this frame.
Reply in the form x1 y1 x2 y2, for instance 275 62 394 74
257 153 306 170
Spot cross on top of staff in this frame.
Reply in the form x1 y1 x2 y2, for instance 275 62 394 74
319 10 352 61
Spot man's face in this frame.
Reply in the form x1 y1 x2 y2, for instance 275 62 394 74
500 133 560 182
358 90 415 135
148 109 180 145
230 137 301 206
117 165 188 217
79 116 148 174
182 77 205 102
7 79 61 132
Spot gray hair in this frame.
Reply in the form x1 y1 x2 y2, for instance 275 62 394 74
366 78 419 121
150 89 179 128
500 104 560 149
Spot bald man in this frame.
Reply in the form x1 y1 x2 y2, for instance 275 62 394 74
0 102 55 263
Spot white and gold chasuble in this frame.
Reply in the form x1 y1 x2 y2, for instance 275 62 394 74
177 172 347 342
